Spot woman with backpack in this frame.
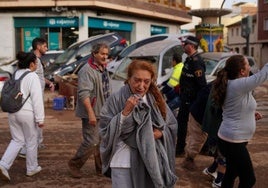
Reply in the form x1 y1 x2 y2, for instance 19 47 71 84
0 51 44 181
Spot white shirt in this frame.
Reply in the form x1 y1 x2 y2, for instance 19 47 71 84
110 95 147 168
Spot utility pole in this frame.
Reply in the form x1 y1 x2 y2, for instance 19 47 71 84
241 16 252 56
219 0 226 25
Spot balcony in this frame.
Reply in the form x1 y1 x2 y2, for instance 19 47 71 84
0 0 192 24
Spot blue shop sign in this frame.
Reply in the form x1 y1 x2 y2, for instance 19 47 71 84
14 17 78 28
88 17 132 31
151 25 167 35
47 18 78 27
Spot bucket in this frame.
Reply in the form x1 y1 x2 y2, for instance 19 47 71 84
53 97 65 110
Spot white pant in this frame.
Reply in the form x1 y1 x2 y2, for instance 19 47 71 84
20 127 43 155
111 168 133 188
0 110 39 173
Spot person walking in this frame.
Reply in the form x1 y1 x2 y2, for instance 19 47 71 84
32 37 55 93
99 59 178 188
19 37 54 157
0 51 44 181
181 83 211 170
68 43 111 178
202 86 226 188
212 54 267 188
176 36 207 156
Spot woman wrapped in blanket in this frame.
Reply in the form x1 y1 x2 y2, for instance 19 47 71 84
99 59 178 188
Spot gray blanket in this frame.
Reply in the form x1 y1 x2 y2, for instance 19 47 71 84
99 84 178 188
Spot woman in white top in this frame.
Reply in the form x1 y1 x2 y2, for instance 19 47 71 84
0 51 45 182
99 60 178 188
212 54 268 188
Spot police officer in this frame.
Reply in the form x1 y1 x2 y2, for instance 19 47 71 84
176 36 207 156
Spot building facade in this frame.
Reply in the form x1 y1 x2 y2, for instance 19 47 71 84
257 0 268 65
225 1 268 67
226 15 262 67
0 0 191 61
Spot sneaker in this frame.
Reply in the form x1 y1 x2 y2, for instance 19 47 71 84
212 179 222 188
18 153 26 159
0 164 10 181
202 167 217 179
26 166 42 176
68 160 82 178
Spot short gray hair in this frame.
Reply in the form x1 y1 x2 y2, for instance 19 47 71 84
91 43 110 55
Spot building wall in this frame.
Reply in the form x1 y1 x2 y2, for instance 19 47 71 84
227 19 262 67
257 0 268 41
0 10 180 61
0 14 15 62
258 0 268 66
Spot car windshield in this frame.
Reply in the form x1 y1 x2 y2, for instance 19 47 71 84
54 44 79 64
203 58 219 75
112 56 159 80
117 36 168 60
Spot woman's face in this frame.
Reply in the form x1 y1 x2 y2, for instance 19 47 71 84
128 69 152 97
30 59 38 71
241 58 251 77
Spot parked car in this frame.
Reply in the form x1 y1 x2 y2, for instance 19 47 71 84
41 50 64 68
107 33 195 74
202 52 259 83
0 50 63 96
45 32 128 82
0 71 10 99
110 39 184 93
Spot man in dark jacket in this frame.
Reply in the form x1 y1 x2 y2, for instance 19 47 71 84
176 36 207 156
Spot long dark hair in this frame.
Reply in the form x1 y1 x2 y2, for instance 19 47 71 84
16 51 36 69
126 59 167 119
212 54 246 106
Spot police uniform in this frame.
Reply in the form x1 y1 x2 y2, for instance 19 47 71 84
176 52 207 155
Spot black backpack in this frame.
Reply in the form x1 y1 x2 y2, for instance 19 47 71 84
0 71 31 113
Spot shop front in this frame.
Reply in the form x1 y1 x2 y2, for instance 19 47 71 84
88 17 133 44
151 25 167 35
14 17 79 53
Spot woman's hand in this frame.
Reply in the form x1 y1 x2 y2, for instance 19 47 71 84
255 111 263 121
122 95 141 116
153 128 163 139
37 122 45 128
88 113 97 126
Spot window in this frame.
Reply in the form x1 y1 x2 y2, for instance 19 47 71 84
236 28 239 36
161 45 184 76
251 47 254 57
242 47 247 55
231 28 234 37
252 24 255 34
264 18 268 31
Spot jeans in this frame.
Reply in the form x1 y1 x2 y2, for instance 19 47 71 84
69 118 101 171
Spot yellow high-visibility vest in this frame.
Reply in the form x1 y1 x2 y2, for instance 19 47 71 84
167 62 184 88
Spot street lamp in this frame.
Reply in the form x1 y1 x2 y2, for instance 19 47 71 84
219 0 226 25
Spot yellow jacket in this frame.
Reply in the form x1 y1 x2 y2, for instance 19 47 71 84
167 62 184 88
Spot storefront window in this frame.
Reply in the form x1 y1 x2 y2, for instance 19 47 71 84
14 17 79 53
